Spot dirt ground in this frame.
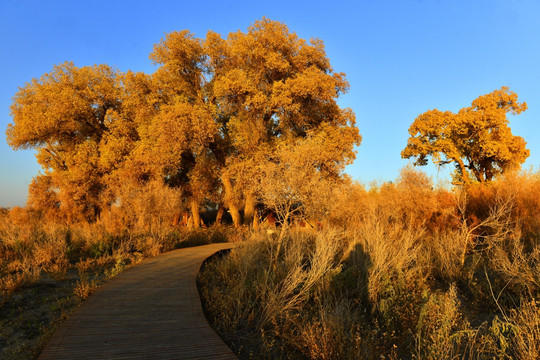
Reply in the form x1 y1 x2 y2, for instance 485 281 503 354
0 269 109 360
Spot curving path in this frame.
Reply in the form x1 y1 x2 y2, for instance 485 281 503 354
39 243 239 360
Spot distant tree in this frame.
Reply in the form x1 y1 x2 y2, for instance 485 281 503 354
402 87 529 185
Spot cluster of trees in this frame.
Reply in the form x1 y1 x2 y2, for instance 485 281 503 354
6 19 361 227
7 17 530 228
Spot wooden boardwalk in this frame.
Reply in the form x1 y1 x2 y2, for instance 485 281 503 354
39 243 239 360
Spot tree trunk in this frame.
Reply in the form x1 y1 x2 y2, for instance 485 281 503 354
244 191 256 227
215 205 224 225
471 163 484 183
252 209 259 230
190 198 201 229
221 173 242 227
456 158 471 185
229 203 241 228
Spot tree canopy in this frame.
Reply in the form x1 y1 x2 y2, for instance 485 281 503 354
7 62 123 221
402 87 529 185
6 18 361 226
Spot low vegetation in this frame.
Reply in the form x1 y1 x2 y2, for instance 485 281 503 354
199 169 540 359
2 172 538 360
0 203 234 360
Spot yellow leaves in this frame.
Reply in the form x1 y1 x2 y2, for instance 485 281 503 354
8 62 121 149
27 174 59 219
270 66 349 134
276 66 338 100
403 87 529 183
300 122 361 171
471 86 527 115
247 18 299 62
150 30 204 67
213 68 253 99
296 38 330 72
7 62 127 220
99 135 132 172
150 30 206 102
204 30 228 61
157 101 215 146
228 115 265 152
202 19 359 193
263 51 291 73
121 71 157 117
7 18 360 224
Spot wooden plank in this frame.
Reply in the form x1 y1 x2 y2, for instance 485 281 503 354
39 243 239 360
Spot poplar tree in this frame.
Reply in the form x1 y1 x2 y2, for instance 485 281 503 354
402 87 529 185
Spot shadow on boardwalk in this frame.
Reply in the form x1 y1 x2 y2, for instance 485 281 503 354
39 243 239 360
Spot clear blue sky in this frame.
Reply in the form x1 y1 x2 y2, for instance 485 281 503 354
1 0 539 207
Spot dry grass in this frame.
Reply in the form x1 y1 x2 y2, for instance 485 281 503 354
199 169 540 359
510 300 540 359
3 167 540 359
0 206 233 360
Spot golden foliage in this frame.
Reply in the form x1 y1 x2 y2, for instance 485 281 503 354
6 19 359 227
402 87 529 184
